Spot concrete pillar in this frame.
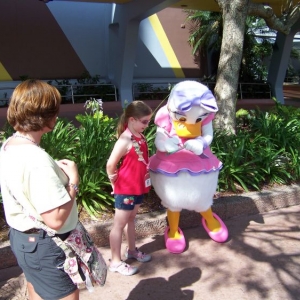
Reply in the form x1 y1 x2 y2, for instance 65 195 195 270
107 0 179 106
268 19 300 104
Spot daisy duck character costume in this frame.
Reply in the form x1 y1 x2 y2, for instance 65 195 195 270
149 81 228 254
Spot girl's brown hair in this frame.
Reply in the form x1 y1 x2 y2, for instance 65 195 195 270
116 101 152 138
7 79 61 132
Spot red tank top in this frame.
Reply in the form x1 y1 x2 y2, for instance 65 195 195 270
114 130 150 195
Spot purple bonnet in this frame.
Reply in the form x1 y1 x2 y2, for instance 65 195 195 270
168 80 218 113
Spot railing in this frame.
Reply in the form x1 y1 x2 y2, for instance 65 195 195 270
53 83 118 104
202 82 272 99
238 82 272 99
132 82 173 100
133 81 272 100
0 87 15 107
0 83 118 106
284 76 300 84
0 81 273 106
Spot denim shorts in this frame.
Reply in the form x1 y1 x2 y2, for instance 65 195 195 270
114 194 144 210
9 228 77 300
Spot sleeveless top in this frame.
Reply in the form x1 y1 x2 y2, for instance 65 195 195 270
113 128 150 195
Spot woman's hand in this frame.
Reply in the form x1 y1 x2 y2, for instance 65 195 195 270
56 159 79 185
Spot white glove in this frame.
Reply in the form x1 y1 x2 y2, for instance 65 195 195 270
165 136 182 153
184 139 204 155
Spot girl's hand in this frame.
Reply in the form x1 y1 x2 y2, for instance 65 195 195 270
108 173 117 195
110 184 115 195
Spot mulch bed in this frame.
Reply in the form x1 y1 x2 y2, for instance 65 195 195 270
0 189 166 243
0 182 286 243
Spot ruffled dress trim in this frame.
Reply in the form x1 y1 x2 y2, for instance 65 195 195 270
149 148 222 177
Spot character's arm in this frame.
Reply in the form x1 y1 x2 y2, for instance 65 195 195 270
199 121 213 146
155 127 182 153
184 121 213 155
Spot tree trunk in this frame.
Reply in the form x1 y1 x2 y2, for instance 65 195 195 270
214 0 249 133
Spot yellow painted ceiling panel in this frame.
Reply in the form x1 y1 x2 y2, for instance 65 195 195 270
0 62 12 81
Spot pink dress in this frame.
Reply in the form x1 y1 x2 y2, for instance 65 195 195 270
149 105 222 176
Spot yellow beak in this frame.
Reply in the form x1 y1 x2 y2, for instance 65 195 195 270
173 120 202 138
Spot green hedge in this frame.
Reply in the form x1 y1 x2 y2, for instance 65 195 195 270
1 99 300 216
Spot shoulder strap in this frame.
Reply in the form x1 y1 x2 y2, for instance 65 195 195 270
7 188 56 236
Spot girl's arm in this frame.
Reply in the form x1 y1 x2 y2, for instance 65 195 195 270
106 134 131 182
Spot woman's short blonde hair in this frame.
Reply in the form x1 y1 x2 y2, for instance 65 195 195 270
7 79 61 132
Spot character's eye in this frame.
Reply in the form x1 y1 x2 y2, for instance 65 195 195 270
196 113 210 123
172 111 186 122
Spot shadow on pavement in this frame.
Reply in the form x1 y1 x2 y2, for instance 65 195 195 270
123 208 300 300
126 267 201 300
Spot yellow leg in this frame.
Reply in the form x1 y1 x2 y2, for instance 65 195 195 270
200 207 221 232
167 210 182 239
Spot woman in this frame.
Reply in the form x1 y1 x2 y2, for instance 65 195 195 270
0 79 80 299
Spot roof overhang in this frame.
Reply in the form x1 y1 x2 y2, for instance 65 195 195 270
74 0 284 16
171 0 283 16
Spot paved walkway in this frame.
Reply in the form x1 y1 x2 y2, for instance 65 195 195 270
1 204 299 300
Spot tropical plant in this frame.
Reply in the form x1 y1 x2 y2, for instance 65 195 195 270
41 118 78 160
212 130 265 192
189 0 300 133
240 17 274 82
143 120 157 156
211 100 300 192
186 10 222 75
75 110 117 216
186 11 273 82
83 98 103 114
0 121 14 144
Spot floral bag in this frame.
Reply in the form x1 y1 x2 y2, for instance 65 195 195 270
8 189 107 291
53 221 107 291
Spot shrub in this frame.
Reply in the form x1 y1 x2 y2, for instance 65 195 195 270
41 118 78 160
75 112 117 216
212 101 300 193
1 99 300 215
212 130 264 192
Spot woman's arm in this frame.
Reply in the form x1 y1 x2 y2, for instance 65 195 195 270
40 159 79 231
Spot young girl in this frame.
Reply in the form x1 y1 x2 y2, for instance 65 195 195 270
106 100 153 276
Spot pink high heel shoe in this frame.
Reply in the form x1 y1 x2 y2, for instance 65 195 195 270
164 226 186 254
202 213 228 243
